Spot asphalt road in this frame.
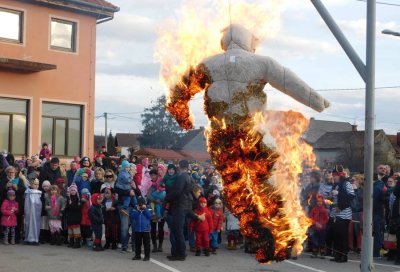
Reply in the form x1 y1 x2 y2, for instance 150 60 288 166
0 241 399 272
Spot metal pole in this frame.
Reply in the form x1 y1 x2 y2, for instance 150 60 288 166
310 1 376 270
310 0 367 83
104 112 108 151
361 0 376 271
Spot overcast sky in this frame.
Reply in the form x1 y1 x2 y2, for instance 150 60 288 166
94 0 400 136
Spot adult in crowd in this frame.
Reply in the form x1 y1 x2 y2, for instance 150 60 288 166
348 174 364 253
165 160 204 261
39 157 65 186
146 168 166 253
330 165 355 263
390 175 400 265
66 161 78 187
101 169 116 192
114 162 141 253
0 165 26 243
373 166 388 258
91 167 105 194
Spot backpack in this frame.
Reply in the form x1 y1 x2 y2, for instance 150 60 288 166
337 181 355 211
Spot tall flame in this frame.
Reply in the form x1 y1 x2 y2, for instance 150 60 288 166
155 0 287 108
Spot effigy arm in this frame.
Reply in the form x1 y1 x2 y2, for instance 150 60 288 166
262 57 330 112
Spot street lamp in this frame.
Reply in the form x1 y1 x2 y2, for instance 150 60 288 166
382 29 400 37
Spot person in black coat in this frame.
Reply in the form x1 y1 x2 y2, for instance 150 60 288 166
39 157 63 186
65 184 82 248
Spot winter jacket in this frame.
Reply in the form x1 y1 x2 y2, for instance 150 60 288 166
90 179 103 194
39 162 63 185
191 207 213 233
80 195 91 225
165 172 194 211
211 207 224 231
1 199 18 227
102 197 119 224
130 208 152 232
45 195 65 220
89 204 104 226
75 177 91 195
309 204 329 230
65 195 82 226
373 180 387 217
0 176 26 214
66 169 77 187
225 210 240 231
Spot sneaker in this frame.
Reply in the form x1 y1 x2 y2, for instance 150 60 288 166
132 255 141 260
121 248 128 254
143 256 150 261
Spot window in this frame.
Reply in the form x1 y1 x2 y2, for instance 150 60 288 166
0 7 23 43
50 18 76 52
41 102 82 156
0 98 28 155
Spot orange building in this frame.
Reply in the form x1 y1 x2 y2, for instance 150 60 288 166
0 0 118 159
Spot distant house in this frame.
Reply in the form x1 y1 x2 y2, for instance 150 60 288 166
115 133 141 157
304 118 353 144
313 130 400 172
173 126 210 161
387 133 400 160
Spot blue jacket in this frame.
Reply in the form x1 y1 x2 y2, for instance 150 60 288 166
130 207 153 232
75 176 91 194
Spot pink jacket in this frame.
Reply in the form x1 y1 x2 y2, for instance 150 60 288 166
1 199 19 227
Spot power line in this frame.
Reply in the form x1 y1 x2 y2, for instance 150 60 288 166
356 0 400 7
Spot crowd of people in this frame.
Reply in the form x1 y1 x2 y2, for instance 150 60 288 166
0 144 241 262
301 164 400 264
1 143 400 265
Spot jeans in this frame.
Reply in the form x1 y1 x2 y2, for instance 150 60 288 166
118 206 132 250
373 215 384 257
210 230 219 249
310 227 326 248
166 214 176 256
171 209 186 257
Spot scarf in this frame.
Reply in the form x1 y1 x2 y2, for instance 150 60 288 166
51 195 58 217
162 173 178 188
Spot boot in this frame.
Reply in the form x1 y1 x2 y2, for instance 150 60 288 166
157 242 163 252
311 248 318 258
50 233 56 245
56 232 63 246
195 248 201 256
10 236 15 245
210 248 217 254
39 230 46 244
204 248 210 257
152 243 158 253
104 239 110 250
112 242 117 250
227 240 232 250
93 242 104 251
73 238 81 248
232 240 237 250
3 236 9 245
319 248 326 259
67 237 74 248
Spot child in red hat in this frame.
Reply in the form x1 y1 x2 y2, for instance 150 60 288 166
190 197 214 256
89 193 104 251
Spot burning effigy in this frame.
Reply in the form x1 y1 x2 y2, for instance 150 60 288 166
155 2 330 263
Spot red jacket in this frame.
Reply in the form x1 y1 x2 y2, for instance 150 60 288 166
309 204 329 230
191 207 213 233
211 207 224 231
81 195 91 225
1 199 19 227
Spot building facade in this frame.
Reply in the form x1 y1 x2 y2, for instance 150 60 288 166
0 0 118 159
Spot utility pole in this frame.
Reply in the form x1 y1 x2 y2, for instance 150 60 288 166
310 0 376 271
104 112 108 151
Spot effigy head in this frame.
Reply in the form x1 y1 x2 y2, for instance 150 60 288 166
221 24 259 53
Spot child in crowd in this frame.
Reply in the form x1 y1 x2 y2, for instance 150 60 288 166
76 172 91 194
40 180 51 244
103 186 119 250
225 208 240 250
210 197 224 254
89 193 104 251
191 197 213 256
309 193 329 258
45 185 65 245
65 184 82 248
39 142 52 161
80 188 92 247
24 178 42 245
131 197 153 261
1 190 19 245
151 182 166 221
115 160 133 215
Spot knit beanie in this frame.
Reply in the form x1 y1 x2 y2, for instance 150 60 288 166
68 183 78 196
121 160 130 169
42 180 51 188
7 189 15 196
